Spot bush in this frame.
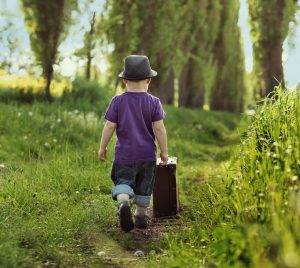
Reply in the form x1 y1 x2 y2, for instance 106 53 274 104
59 77 114 114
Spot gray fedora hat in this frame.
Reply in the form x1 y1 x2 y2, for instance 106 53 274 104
118 55 157 80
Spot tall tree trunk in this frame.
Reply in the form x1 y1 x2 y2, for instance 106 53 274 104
178 61 204 108
261 38 284 98
150 68 174 105
160 69 175 105
86 12 96 80
210 85 224 111
178 61 192 107
45 67 53 101
86 52 92 80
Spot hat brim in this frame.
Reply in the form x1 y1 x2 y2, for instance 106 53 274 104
118 70 157 80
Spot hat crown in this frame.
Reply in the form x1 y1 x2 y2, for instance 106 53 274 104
119 55 157 80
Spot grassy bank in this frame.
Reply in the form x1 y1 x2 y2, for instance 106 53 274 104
153 89 300 267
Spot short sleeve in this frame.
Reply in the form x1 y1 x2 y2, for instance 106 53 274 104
104 97 118 123
152 99 165 122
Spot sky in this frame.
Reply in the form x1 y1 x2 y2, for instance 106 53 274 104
0 0 299 87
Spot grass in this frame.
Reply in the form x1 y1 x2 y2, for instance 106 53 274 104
0 97 243 267
150 88 300 268
1 86 298 267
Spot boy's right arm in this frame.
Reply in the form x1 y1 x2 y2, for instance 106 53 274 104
153 120 168 165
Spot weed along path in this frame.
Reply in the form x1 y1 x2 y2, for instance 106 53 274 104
0 103 243 267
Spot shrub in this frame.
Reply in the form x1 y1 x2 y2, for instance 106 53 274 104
59 77 114 114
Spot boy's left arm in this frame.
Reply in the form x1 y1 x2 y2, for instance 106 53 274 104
98 120 117 161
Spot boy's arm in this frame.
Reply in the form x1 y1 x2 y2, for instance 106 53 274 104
153 120 168 165
98 120 117 161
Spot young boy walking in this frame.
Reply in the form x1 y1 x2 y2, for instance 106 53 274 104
98 55 168 232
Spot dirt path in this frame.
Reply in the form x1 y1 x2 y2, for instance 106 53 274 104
77 209 183 268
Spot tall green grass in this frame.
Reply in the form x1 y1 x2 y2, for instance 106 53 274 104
153 88 300 267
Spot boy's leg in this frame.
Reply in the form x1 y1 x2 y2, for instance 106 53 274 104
116 193 130 203
134 206 147 217
133 161 156 228
110 163 136 232
111 163 135 201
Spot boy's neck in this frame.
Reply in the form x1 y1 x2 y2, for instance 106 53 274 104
126 80 148 92
126 85 148 92
126 88 147 93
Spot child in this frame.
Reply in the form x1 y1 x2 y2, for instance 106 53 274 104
98 55 168 232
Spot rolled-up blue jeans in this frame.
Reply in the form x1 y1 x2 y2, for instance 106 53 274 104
110 161 156 207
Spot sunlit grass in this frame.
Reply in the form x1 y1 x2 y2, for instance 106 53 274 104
0 71 72 97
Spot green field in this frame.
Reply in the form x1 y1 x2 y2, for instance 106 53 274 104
0 88 299 267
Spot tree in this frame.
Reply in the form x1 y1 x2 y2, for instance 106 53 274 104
248 0 299 99
177 0 222 108
75 11 96 80
210 0 246 112
21 0 77 100
102 0 178 104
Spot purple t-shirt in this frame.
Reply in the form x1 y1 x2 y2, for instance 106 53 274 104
104 91 165 164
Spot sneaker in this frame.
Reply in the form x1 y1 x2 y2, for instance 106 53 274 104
134 215 148 229
118 201 134 232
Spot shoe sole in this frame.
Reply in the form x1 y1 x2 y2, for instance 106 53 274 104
119 205 134 232
135 223 147 229
134 217 148 229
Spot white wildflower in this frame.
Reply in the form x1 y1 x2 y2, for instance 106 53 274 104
196 124 202 130
17 112 21 117
97 251 106 257
57 118 62 123
28 112 33 116
292 176 298 182
134 250 144 257
285 148 292 155
44 142 50 148
0 163 5 169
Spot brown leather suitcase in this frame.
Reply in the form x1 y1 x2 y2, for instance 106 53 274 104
153 157 179 218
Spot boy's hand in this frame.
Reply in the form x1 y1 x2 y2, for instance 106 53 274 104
98 147 107 161
160 152 168 165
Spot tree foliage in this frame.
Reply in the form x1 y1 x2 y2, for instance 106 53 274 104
101 0 178 104
177 0 222 108
101 0 245 111
248 0 299 99
21 0 77 99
